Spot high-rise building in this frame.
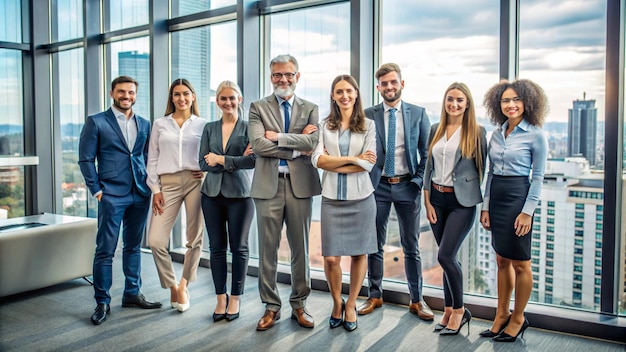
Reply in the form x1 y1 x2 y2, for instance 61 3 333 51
118 50 150 118
476 157 604 310
568 98 597 166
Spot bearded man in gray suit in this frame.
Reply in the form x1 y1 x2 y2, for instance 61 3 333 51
248 54 321 331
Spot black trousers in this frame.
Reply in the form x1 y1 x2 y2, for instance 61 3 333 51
429 190 476 309
201 193 254 295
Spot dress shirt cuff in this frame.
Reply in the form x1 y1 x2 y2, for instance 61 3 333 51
292 150 301 158
94 190 103 198
481 197 490 211
522 201 537 216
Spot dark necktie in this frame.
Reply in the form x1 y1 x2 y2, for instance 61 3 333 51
384 108 397 176
280 101 291 166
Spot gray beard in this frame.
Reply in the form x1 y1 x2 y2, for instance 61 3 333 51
274 85 295 99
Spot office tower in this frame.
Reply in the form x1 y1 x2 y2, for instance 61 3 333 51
118 50 150 118
568 97 597 166
171 1 211 120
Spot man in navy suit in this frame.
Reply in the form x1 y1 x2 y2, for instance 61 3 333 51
358 63 434 321
79 76 162 326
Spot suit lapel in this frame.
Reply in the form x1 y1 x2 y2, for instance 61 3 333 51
373 104 386 153
267 96 285 132
223 118 242 154
104 109 129 150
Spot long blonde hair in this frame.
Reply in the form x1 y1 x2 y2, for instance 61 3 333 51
428 82 484 179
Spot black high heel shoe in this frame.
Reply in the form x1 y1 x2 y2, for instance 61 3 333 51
213 294 229 322
343 307 358 332
479 314 511 338
433 323 447 332
493 318 529 342
329 299 345 329
439 308 471 336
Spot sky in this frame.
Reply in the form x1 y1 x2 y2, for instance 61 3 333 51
0 0 611 127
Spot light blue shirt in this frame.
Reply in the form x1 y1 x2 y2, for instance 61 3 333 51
275 95 296 173
483 119 548 215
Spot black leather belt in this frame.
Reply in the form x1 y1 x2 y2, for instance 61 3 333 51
278 172 290 178
381 174 411 184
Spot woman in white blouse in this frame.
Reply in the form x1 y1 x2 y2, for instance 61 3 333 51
147 78 207 312
423 82 487 335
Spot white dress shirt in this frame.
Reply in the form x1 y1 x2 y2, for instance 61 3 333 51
147 114 207 193
383 102 409 176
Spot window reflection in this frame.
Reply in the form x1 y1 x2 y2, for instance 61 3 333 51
171 21 237 122
171 0 236 18
0 49 24 157
53 49 92 217
52 0 83 42
0 166 24 219
107 0 148 31
265 2 350 272
519 0 607 312
0 0 21 42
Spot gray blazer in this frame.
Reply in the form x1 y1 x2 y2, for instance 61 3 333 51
199 119 255 198
248 94 322 199
423 123 488 207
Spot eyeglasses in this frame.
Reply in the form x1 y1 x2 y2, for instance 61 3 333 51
271 72 297 80
501 97 522 104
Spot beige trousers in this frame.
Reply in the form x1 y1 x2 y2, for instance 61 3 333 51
148 170 204 288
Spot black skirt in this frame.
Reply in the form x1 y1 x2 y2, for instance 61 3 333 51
489 175 532 260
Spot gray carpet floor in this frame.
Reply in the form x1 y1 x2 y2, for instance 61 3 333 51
1 252 624 352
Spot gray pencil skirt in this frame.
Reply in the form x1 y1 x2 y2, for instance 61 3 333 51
320 193 377 257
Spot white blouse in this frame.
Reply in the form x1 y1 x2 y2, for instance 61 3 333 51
147 114 207 193
431 127 461 187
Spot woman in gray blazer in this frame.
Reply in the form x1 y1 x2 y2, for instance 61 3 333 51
199 81 255 322
423 82 487 336
311 75 377 332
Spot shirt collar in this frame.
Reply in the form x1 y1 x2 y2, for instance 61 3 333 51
501 118 530 132
383 101 402 112
275 95 295 107
111 105 134 120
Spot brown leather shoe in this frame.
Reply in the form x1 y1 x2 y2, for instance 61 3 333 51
256 309 281 331
357 297 383 315
409 301 434 321
291 307 314 328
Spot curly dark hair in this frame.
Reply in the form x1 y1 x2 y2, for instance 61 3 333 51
483 79 549 127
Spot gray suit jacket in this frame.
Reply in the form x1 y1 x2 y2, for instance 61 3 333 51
366 101 431 189
199 119 255 198
423 123 488 207
248 94 322 199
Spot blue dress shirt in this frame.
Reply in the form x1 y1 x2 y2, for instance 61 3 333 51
483 119 548 215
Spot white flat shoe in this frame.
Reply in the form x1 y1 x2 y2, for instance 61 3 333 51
177 290 190 312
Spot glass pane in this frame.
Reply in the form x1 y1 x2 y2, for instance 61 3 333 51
54 49 92 217
0 166 25 218
108 0 148 31
0 0 21 42
109 37 151 119
171 0 236 17
171 21 237 122
381 1 499 290
0 49 24 156
265 3 351 271
52 0 83 42
519 0 606 312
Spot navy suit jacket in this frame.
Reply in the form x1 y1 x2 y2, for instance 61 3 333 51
365 101 431 189
78 108 151 197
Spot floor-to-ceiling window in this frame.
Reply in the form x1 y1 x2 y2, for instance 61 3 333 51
263 2 351 273
519 0 607 312
0 0 25 219
380 0 499 294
